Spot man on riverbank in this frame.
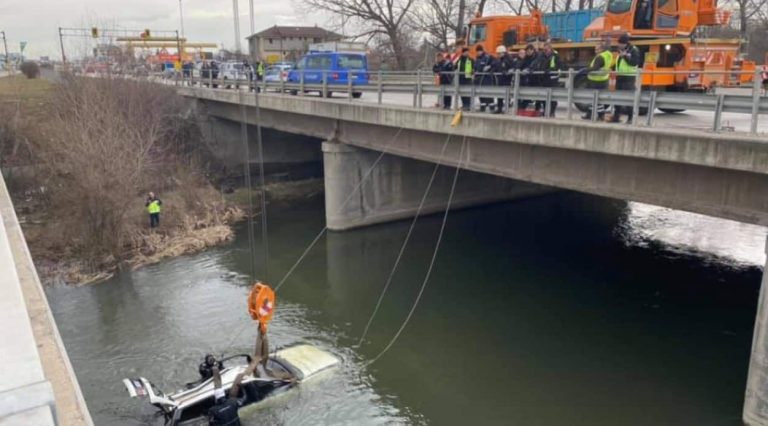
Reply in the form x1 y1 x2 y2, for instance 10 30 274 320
146 192 162 228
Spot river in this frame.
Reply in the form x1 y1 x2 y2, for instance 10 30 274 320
47 191 766 425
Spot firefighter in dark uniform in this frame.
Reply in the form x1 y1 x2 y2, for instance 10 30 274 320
474 45 498 112
432 52 454 109
611 34 643 123
535 42 563 117
495 45 516 113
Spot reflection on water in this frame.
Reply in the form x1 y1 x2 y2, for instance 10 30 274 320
622 202 767 267
47 192 764 425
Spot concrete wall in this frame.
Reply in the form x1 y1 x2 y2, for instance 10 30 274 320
323 141 553 230
200 115 322 178
0 175 92 425
0 203 55 423
184 88 768 226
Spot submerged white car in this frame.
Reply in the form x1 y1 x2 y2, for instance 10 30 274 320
123 344 339 425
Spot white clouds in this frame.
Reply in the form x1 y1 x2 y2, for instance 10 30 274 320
2 0 317 58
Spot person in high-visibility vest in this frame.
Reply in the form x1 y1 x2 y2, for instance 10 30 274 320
611 34 643 123
145 192 162 228
454 47 474 111
580 42 613 120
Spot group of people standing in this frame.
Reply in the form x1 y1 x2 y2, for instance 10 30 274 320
432 33 643 123
432 42 563 115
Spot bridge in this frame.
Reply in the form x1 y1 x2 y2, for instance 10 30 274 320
179 83 768 425
0 173 92 424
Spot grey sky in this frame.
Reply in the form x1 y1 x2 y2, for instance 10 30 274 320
1 0 318 58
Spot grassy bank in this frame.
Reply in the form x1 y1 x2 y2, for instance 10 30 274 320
0 74 249 285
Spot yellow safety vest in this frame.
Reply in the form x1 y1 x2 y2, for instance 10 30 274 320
588 50 613 82
147 200 161 214
456 57 473 79
616 46 638 76
257 62 264 76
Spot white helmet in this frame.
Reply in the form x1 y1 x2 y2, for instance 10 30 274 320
496 45 506 54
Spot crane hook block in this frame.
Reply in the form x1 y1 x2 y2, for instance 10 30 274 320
247 282 275 332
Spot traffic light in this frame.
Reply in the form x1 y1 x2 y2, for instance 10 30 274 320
91 27 98 38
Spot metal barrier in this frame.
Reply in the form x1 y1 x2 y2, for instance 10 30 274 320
132 68 766 135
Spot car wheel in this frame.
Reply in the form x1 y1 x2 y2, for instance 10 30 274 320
322 91 333 98
658 108 686 113
289 90 298 96
352 92 362 99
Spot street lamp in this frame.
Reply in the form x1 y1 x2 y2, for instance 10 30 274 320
178 0 185 38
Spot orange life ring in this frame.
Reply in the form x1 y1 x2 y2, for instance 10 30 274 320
247 282 275 333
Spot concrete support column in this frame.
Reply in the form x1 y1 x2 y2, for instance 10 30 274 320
745 235 768 425
322 140 553 231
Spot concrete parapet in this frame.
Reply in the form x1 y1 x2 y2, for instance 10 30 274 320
0 185 56 424
0 174 93 425
322 140 553 230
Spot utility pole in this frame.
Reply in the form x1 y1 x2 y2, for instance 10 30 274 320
178 0 185 38
58 28 67 64
249 0 255 35
233 0 241 55
1 31 8 68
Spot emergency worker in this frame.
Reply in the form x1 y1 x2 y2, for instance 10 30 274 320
454 48 474 111
145 192 162 228
535 42 563 117
432 52 454 109
474 45 497 112
611 34 642 123
579 42 613 120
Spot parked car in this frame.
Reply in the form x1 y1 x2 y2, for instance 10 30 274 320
287 52 368 98
219 61 250 88
264 63 294 91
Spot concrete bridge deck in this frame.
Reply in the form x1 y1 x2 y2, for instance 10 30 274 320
183 86 768 227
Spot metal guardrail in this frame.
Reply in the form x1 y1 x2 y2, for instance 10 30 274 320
129 68 766 135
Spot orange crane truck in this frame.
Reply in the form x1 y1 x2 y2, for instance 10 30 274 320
462 0 759 108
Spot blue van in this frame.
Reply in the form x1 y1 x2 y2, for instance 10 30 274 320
287 52 368 98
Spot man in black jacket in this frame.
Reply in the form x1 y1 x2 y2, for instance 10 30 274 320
474 45 498 112
433 53 454 109
611 34 643 123
535 42 563 117
495 45 516 113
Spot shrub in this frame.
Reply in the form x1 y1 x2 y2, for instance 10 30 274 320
20 61 40 79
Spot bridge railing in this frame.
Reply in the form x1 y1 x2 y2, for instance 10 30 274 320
139 68 766 135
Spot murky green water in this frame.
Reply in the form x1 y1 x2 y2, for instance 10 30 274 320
47 192 765 425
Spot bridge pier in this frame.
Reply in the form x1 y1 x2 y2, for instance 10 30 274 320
744 235 768 425
322 140 552 231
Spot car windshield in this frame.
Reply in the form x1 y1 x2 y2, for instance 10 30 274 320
337 55 365 69
468 24 487 44
607 0 633 14
265 67 282 75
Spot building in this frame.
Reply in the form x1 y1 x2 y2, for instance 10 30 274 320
247 25 343 64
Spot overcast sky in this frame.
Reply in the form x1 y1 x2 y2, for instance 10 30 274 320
1 0 320 58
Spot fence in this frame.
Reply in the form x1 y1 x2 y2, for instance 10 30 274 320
140 68 766 135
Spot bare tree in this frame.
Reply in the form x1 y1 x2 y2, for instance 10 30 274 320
302 0 417 69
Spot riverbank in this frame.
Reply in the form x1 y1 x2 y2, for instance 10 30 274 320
0 75 325 286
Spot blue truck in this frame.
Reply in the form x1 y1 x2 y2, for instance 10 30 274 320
287 48 369 98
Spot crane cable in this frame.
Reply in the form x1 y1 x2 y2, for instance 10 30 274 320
273 127 405 293
237 86 257 281
223 126 405 350
366 136 468 366
356 131 455 347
